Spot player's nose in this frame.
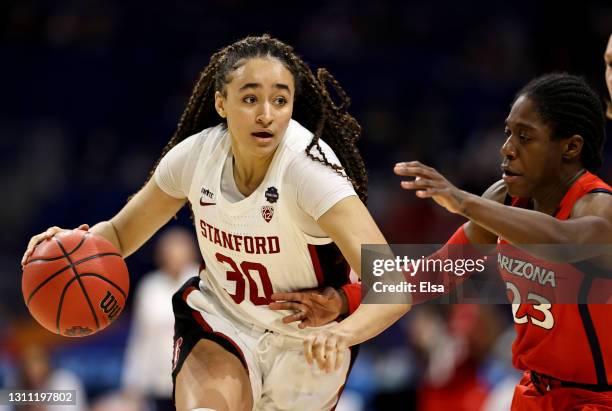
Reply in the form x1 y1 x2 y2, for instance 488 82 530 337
500 136 517 159
256 102 273 126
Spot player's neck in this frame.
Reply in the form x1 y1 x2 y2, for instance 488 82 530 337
532 166 585 215
231 150 274 197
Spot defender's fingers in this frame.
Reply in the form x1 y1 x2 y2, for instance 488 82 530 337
281 311 306 324
270 292 306 302
298 318 312 329
268 301 304 311
401 178 435 190
394 166 439 180
416 189 435 198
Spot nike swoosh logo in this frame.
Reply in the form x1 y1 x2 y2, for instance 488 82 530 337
200 198 216 206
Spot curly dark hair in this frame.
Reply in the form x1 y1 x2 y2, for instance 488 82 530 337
515 73 606 171
147 34 367 203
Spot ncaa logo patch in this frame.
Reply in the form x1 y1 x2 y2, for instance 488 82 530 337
261 206 274 223
265 186 279 203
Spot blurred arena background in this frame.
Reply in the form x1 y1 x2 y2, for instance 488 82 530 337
1 1 611 410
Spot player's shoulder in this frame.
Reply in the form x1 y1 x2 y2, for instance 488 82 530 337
482 179 508 204
195 123 228 147
282 119 335 155
283 119 340 167
572 191 612 219
569 173 612 219
282 119 315 153
171 123 226 154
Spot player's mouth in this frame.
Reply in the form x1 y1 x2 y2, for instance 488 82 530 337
251 131 274 138
501 165 523 183
251 130 275 145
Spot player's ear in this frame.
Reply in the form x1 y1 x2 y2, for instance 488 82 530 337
214 91 226 119
562 134 583 161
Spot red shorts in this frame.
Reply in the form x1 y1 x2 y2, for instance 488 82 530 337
512 371 612 411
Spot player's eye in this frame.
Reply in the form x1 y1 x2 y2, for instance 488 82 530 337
243 96 257 104
504 128 511 138
273 96 288 106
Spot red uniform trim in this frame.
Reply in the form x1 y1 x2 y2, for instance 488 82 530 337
182 285 198 302
340 283 362 315
308 244 325 287
191 310 249 371
182 285 249 371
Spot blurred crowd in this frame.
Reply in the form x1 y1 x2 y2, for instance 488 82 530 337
1 0 611 410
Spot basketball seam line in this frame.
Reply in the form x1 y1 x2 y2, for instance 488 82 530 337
26 232 90 264
77 273 127 299
26 253 122 306
54 236 100 334
55 272 126 334
56 276 83 335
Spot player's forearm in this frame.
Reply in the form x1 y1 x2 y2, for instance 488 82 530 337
459 194 607 260
91 221 124 255
337 303 411 346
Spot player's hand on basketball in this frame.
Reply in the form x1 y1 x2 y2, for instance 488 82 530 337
394 161 467 214
269 287 346 328
22 224 89 267
304 327 350 373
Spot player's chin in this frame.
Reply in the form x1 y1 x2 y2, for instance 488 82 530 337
250 140 280 156
503 179 530 198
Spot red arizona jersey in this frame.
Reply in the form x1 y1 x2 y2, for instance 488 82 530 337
497 171 612 385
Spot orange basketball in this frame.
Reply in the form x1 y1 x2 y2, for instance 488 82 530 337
22 229 129 337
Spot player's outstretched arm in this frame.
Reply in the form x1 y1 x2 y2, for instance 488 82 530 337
303 196 411 372
269 286 349 329
22 179 187 264
395 161 612 261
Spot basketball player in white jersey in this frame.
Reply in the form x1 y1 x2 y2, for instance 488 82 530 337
22 35 409 411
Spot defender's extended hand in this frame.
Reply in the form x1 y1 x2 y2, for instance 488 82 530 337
269 287 346 329
394 161 468 214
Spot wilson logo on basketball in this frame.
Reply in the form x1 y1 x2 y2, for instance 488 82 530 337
100 291 122 321
261 206 274 223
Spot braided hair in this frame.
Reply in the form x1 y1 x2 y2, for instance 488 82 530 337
148 34 367 202
515 73 606 171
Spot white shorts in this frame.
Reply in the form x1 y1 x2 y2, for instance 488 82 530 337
172 277 353 411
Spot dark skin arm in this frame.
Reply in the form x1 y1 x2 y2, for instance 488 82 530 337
269 180 507 328
269 287 348 328
462 179 506 250
395 161 612 263
271 181 506 327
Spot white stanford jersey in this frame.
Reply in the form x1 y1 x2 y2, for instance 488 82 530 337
165 120 356 338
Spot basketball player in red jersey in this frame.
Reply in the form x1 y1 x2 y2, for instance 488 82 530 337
301 72 612 409
398 72 612 409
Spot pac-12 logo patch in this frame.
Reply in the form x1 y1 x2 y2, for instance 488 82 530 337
265 186 279 203
261 206 274 223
